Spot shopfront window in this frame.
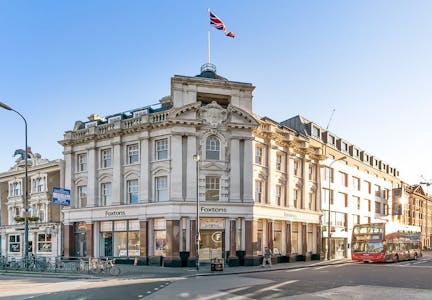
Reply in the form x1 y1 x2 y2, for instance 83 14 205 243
154 219 167 256
99 220 140 257
37 234 52 252
255 220 263 255
9 235 20 253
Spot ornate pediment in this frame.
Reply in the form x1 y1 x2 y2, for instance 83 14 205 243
198 101 228 127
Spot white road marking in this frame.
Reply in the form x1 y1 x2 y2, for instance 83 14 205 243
313 266 328 270
286 268 303 272
229 280 298 300
197 286 251 300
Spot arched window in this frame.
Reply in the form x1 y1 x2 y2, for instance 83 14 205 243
206 136 220 160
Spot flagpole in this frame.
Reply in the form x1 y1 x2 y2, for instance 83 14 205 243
208 30 211 64
207 8 211 64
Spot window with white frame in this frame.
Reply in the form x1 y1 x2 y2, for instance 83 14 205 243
309 192 315 210
323 188 334 206
206 136 220 160
155 139 168 160
11 181 22 196
294 160 302 177
127 179 139 204
9 234 20 252
352 177 360 191
32 176 46 193
205 176 220 201
155 176 168 201
127 144 139 164
276 154 282 171
77 153 87 172
328 135 335 145
101 148 112 168
308 163 316 181
37 233 52 252
353 196 360 210
255 146 263 165
100 182 111 206
375 201 381 214
275 185 282 206
339 171 348 187
255 180 262 203
293 189 301 208
77 185 87 208
312 126 320 138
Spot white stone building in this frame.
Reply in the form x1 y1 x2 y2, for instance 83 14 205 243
60 65 324 266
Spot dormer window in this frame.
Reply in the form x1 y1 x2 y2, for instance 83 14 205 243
312 126 320 138
206 136 220 160
328 135 335 146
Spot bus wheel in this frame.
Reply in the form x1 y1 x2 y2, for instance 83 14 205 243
393 255 399 263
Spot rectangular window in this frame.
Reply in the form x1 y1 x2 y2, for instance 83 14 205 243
154 219 167 256
339 172 348 187
312 126 320 138
77 153 87 172
127 144 139 164
375 185 381 197
308 164 316 181
155 176 168 201
365 181 371 194
255 147 262 165
328 135 335 145
9 235 20 252
255 180 262 203
375 201 381 214
77 185 87 208
324 167 334 182
293 189 301 208
205 176 220 201
127 179 139 204
323 188 334 206
294 160 302 177
155 139 168 160
275 185 282 206
37 233 52 252
101 148 112 168
368 199 372 212
101 183 111 206
276 154 282 171
353 196 360 210
352 177 360 191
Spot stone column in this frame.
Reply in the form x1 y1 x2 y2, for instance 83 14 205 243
63 224 74 257
87 145 97 207
139 220 148 263
188 219 197 267
85 223 94 257
243 139 254 203
230 139 241 202
140 138 150 202
111 139 121 205
170 136 183 201
229 219 237 261
165 220 180 267
267 221 274 250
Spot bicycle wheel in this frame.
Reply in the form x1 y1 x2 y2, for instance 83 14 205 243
109 266 120 276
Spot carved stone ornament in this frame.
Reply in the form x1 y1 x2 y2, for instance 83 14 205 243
198 101 228 126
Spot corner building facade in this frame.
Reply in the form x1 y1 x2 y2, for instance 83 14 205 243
60 67 322 266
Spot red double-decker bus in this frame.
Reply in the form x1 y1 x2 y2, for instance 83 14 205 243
351 222 422 263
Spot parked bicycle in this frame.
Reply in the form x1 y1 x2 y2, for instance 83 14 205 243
89 258 120 276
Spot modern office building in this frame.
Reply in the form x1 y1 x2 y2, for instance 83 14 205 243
282 115 401 258
60 65 324 266
0 150 63 259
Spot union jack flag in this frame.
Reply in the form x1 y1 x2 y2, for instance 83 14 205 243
209 10 235 38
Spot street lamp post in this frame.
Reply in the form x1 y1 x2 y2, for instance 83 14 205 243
193 154 201 271
420 180 431 249
0 101 29 266
326 156 346 260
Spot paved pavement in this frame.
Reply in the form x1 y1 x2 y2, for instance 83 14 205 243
0 257 352 280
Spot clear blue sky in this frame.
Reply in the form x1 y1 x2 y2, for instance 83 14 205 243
1 1 431 185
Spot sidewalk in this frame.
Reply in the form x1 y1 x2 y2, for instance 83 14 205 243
0 258 352 280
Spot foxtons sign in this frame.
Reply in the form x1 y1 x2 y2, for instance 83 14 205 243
200 207 227 213
105 210 126 217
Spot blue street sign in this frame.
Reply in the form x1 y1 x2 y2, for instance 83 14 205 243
52 187 71 206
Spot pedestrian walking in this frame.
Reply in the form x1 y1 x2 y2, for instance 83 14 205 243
262 247 272 267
